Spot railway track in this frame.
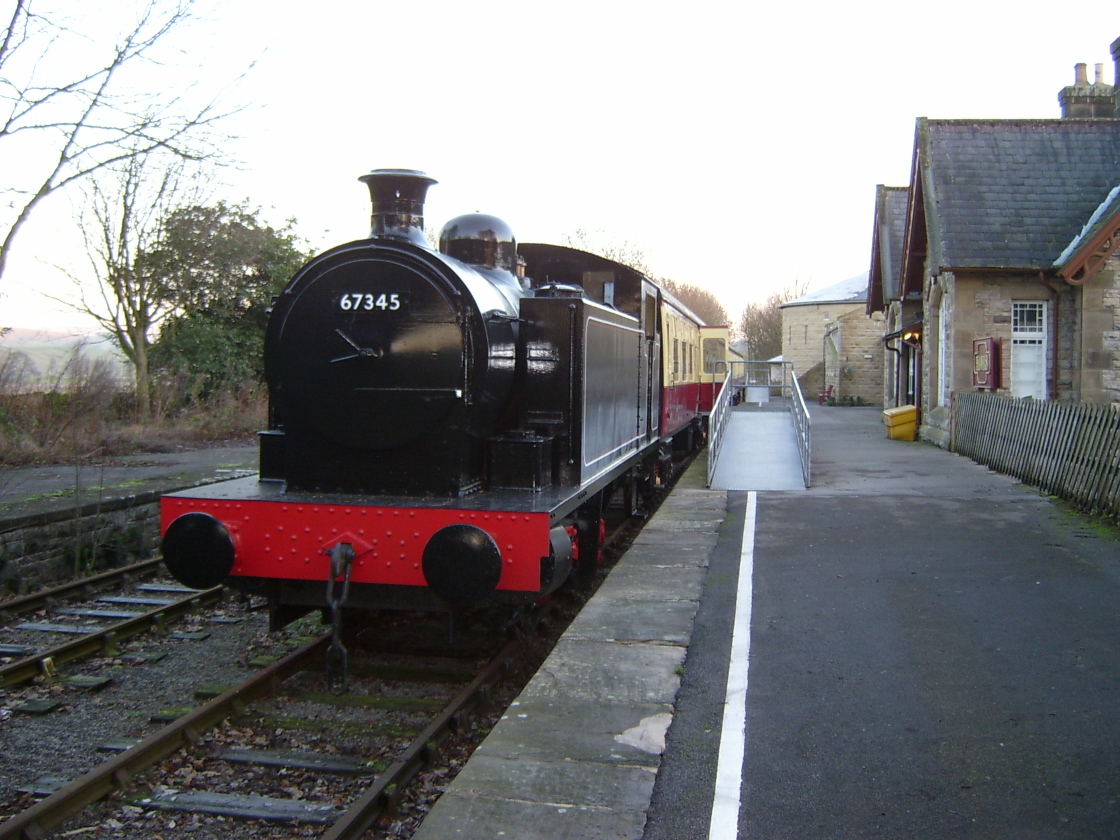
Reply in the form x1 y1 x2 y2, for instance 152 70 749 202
0 611 529 840
0 558 230 690
0 452 692 838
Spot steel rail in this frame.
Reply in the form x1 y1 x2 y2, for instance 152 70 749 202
0 585 225 689
0 558 165 621
0 634 519 840
0 634 330 840
321 638 520 840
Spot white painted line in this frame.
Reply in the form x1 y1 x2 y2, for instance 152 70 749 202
708 491 756 840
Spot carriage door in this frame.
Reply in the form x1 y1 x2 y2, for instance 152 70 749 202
642 283 660 440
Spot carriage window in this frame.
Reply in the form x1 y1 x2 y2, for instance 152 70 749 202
673 338 680 376
644 289 658 337
703 338 726 373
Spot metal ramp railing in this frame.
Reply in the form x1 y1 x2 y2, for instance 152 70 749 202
707 360 811 489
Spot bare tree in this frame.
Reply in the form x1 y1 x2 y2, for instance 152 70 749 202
0 0 241 282
50 152 204 415
660 278 730 327
738 281 809 360
562 228 731 325
562 228 653 276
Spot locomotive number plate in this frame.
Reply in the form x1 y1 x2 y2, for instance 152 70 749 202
338 292 407 312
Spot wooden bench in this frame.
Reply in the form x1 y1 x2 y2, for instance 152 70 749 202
817 384 833 404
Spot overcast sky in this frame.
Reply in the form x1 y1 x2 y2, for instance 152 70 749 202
1 1 1117 333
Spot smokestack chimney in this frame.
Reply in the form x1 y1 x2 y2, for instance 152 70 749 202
1058 59 1115 118
358 169 437 247
1113 36 1120 118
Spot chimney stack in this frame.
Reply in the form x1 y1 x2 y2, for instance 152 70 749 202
358 169 437 248
1058 58 1115 118
1113 36 1120 118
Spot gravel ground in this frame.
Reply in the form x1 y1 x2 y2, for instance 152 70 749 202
0 597 286 816
0 601 564 839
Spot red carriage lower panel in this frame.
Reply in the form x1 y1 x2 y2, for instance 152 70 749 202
661 382 701 435
161 495 550 592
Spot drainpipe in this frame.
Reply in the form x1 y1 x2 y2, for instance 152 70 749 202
823 324 839 398
1039 271 1060 400
822 332 828 394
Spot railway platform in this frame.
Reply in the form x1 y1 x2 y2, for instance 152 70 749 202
414 405 1120 840
4 409 1119 838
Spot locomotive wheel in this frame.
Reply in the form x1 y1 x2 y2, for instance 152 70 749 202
571 495 605 589
637 453 659 509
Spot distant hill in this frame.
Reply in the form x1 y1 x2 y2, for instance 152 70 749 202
0 328 127 387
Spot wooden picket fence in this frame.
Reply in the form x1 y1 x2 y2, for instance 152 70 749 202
952 391 1120 518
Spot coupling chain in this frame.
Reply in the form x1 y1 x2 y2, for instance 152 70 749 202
325 542 354 695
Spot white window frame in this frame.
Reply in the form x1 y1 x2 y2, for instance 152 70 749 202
1011 300 1048 400
937 294 950 406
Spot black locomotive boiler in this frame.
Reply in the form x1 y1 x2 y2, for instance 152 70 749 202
160 169 709 628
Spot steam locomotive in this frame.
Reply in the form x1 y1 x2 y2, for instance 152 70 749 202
160 170 728 629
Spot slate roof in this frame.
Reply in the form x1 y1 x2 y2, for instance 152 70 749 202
916 119 1120 271
782 273 869 307
867 185 908 312
1054 183 1120 265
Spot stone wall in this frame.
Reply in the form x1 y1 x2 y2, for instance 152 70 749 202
919 265 1120 445
831 309 886 404
0 495 162 595
938 271 1085 402
781 300 867 396
1077 251 1120 406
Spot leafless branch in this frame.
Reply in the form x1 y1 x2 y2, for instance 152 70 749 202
0 0 246 282
42 151 207 414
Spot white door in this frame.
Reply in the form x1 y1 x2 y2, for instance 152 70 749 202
1011 301 1047 399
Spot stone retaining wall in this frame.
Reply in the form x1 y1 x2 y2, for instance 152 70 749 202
0 493 162 595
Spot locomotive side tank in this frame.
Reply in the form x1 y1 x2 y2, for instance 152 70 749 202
160 170 709 626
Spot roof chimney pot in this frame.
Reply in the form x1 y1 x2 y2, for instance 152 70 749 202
1059 59 1114 118
1094 63 1105 84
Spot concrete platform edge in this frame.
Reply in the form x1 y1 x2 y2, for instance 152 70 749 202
412 461 727 839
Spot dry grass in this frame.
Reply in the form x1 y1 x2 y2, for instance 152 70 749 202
0 347 265 466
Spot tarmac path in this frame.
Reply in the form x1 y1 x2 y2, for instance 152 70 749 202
646 406 1120 839
0 442 258 520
